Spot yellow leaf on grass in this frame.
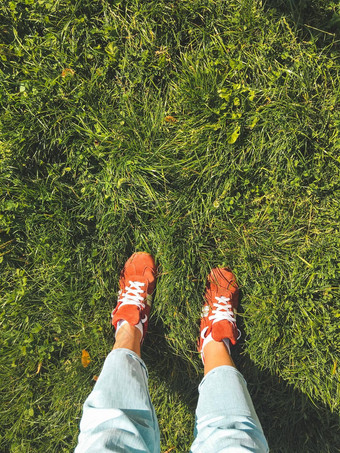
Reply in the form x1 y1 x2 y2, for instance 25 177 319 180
228 126 240 144
332 360 337 375
81 350 91 368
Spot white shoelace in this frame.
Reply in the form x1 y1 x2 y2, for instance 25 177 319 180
209 296 237 325
118 281 148 323
201 296 241 344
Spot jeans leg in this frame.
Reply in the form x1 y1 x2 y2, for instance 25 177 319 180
75 348 160 453
190 365 269 453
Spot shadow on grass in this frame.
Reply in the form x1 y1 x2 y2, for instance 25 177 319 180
144 316 340 453
263 0 340 44
144 319 201 412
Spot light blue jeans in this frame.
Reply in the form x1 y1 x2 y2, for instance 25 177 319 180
75 349 269 452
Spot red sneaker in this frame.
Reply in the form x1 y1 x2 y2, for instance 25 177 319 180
198 268 240 362
111 252 157 343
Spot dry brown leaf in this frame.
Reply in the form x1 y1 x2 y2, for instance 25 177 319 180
36 362 42 374
164 115 177 123
81 349 91 368
61 68 75 77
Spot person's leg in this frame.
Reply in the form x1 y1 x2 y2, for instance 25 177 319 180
75 253 160 453
203 338 236 375
191 339 268 452
191 268 269 452
112 321 142 356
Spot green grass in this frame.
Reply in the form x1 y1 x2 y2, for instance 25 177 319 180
1 0 340 451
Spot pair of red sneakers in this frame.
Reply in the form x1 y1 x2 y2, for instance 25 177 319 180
111 252 240 362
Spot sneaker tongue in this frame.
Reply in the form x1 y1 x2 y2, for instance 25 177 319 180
113 305 141 326
210 283 233 299
212 320 238 345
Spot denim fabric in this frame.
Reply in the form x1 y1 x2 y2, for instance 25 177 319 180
75 349 268 453
75 349 159 453
190 366 269 452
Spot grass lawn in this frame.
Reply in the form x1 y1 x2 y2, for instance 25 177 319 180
1 0 340 451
